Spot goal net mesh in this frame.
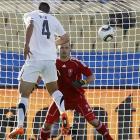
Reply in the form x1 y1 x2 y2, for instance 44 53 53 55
0 0 140 140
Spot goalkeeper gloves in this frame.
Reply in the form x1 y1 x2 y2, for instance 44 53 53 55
72 80 87 88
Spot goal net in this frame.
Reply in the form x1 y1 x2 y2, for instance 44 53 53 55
0 0 140 140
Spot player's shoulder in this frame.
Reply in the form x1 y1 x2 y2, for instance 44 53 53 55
24 10 38 18
56 58 61 63
56 58 60 61
70 57 82 63
70 57 79 62
70 57 87 67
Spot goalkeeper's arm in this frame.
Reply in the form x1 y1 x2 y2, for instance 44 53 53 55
72 74 95 88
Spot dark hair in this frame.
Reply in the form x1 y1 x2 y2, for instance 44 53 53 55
38 2 50 13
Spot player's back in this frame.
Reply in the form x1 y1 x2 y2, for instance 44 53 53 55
24 10 65 60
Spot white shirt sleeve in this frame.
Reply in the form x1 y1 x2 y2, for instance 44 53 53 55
23 12 35 27
55 18 66 36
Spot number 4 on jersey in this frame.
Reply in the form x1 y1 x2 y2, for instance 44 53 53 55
42 20 51 39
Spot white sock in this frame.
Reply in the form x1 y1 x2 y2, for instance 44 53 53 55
52 90 65 114
17 97 28 127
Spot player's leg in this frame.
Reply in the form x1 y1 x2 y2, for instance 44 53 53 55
9 62 39 138
42 61 69 130
17 80 35 126
9 80 35 138
40 102 60 140
88 120 113 140
46 81 65 113
42 61 65 113
45 81 70 134
75 95 113 140
51 122 60 138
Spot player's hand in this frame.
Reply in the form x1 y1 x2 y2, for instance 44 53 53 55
24 44 32 59
72 80 87 88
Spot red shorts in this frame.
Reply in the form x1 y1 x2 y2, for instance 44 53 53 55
45 94 95 124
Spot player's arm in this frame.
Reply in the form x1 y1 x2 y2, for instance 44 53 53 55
55 33 69 46
85 74 94 84
72 61 94 88
54 17 69 46
72 74 94 88
25 20 33 47
23 13 35 59
24 20 33 59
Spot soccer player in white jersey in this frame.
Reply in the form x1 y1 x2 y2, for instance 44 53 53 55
9 2 69 139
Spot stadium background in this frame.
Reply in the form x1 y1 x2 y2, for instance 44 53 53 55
0 0 140 140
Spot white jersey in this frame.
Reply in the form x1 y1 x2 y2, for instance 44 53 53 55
23 10 66 60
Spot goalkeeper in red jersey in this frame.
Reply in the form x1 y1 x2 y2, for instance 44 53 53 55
40 42 113 140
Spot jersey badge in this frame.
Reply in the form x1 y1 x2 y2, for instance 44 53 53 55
62 64 66 68
68 69 73 77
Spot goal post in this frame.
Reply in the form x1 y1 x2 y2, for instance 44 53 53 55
0 0 140 140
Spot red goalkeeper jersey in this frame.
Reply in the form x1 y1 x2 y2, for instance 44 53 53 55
56 57 92 99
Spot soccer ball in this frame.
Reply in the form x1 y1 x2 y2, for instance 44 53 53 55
98 25 114 42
